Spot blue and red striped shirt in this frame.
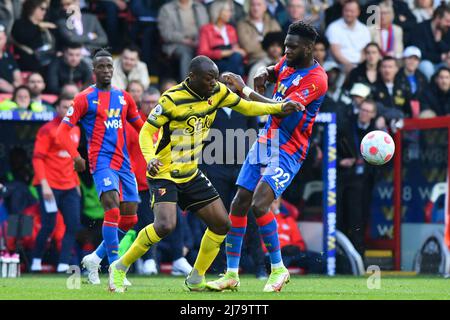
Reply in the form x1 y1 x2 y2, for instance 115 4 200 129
62 85 141 173
259 56 328 162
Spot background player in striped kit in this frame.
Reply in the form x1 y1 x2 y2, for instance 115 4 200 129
56 49 144 286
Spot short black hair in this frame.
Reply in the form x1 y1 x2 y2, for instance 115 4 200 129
432 3 450 20
123 43 141 58
365 42 382 53
287 21 318 43
93 48 112 60
314 33 329 50
64 43 83 51
56 92 75 106
262 32 285 51
381 56 397 64
189 55 216 73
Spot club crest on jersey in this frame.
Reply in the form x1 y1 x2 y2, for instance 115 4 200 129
119 95 126 105
158 188 166 196
66 106 74 116
292 75 302 86
103 177 112 187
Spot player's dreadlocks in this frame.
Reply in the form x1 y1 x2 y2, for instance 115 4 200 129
287 21 318 44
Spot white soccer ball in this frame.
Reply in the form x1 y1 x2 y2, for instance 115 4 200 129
360 130 395 165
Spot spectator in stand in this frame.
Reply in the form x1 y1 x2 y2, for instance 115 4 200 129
344 42 382 94
262 198 325 274
237 0 281 66
111 45 150 91
11 0 56 72
30 93 81 273
281 0 305 35
47 44 92 94
420 66 450 115
0 0 22 34
338 82 372 120
56 0 108 58
0 24 21 93
129 0 168 72
368 1 404 59
373 56 413 118
396 46 429 103
410 3 450 80
336 99 378 256
247 31 284 98
61 82 80 98
205 0 246 26
266 0 288 28
324 0 346 27
140 86 161 117
412 0 435 23
0 85 44 111
159 78 178 92
363 0 417 44
324 61 346 103
126 80 145 108
325 0 371 74
198 0 246 75
95 0 128 53
27 72 54 111
313 33 329 66
158 0 209 81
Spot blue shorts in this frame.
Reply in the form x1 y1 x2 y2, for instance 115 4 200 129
236 141 302 199
92 168 140 203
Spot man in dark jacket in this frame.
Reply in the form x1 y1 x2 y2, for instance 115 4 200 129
47 44 92 94
420 67 450 116
336 99 378 256
409 4 450 80
372 56 412 118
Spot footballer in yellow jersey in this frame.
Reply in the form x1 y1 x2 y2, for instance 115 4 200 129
108 56 302 293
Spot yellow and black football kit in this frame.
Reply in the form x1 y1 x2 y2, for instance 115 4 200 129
139 80 283 211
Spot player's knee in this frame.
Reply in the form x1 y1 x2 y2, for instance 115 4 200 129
231 192 252 214
154 220 176 238
251 198 270 218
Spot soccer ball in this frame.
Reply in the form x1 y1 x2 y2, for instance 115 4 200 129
360 130 395 165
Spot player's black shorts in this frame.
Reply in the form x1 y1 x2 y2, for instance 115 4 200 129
148 170 220 212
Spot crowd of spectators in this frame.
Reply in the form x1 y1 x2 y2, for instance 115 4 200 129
0 0 449 275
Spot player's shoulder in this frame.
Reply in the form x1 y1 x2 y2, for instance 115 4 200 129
73 86 95 105
304 64 328 92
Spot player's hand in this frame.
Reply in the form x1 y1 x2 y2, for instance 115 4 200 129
41 180 54 201
280 100 305 115
222 72 245 92
74 156 86 172
339 158 356 168
254 67 269 94
147 158 163 177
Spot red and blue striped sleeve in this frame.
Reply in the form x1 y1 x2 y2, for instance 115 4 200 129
62 93 88 127
273 56 286 79
285 71 328 107
124 90 144 131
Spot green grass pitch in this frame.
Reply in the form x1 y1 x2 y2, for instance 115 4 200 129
0 274 449 300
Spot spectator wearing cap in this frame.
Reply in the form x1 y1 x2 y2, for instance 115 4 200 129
197 0 246 76
324 61 346 103
410 4 450 80
47 44 92 94
396 46 428 102
344 42 382 94
237 0 281 65
420 67 450 116
373 56 413 118
325 0 371 74
368 1 404 59
247 31 284 97
336 99 378 256
0 23 21 93
111 45 150 91
27 72 54 111
157 0 209 82
333 82 371 123
56 0 108 58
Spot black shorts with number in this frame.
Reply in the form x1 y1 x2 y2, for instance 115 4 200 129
148 170 220 212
